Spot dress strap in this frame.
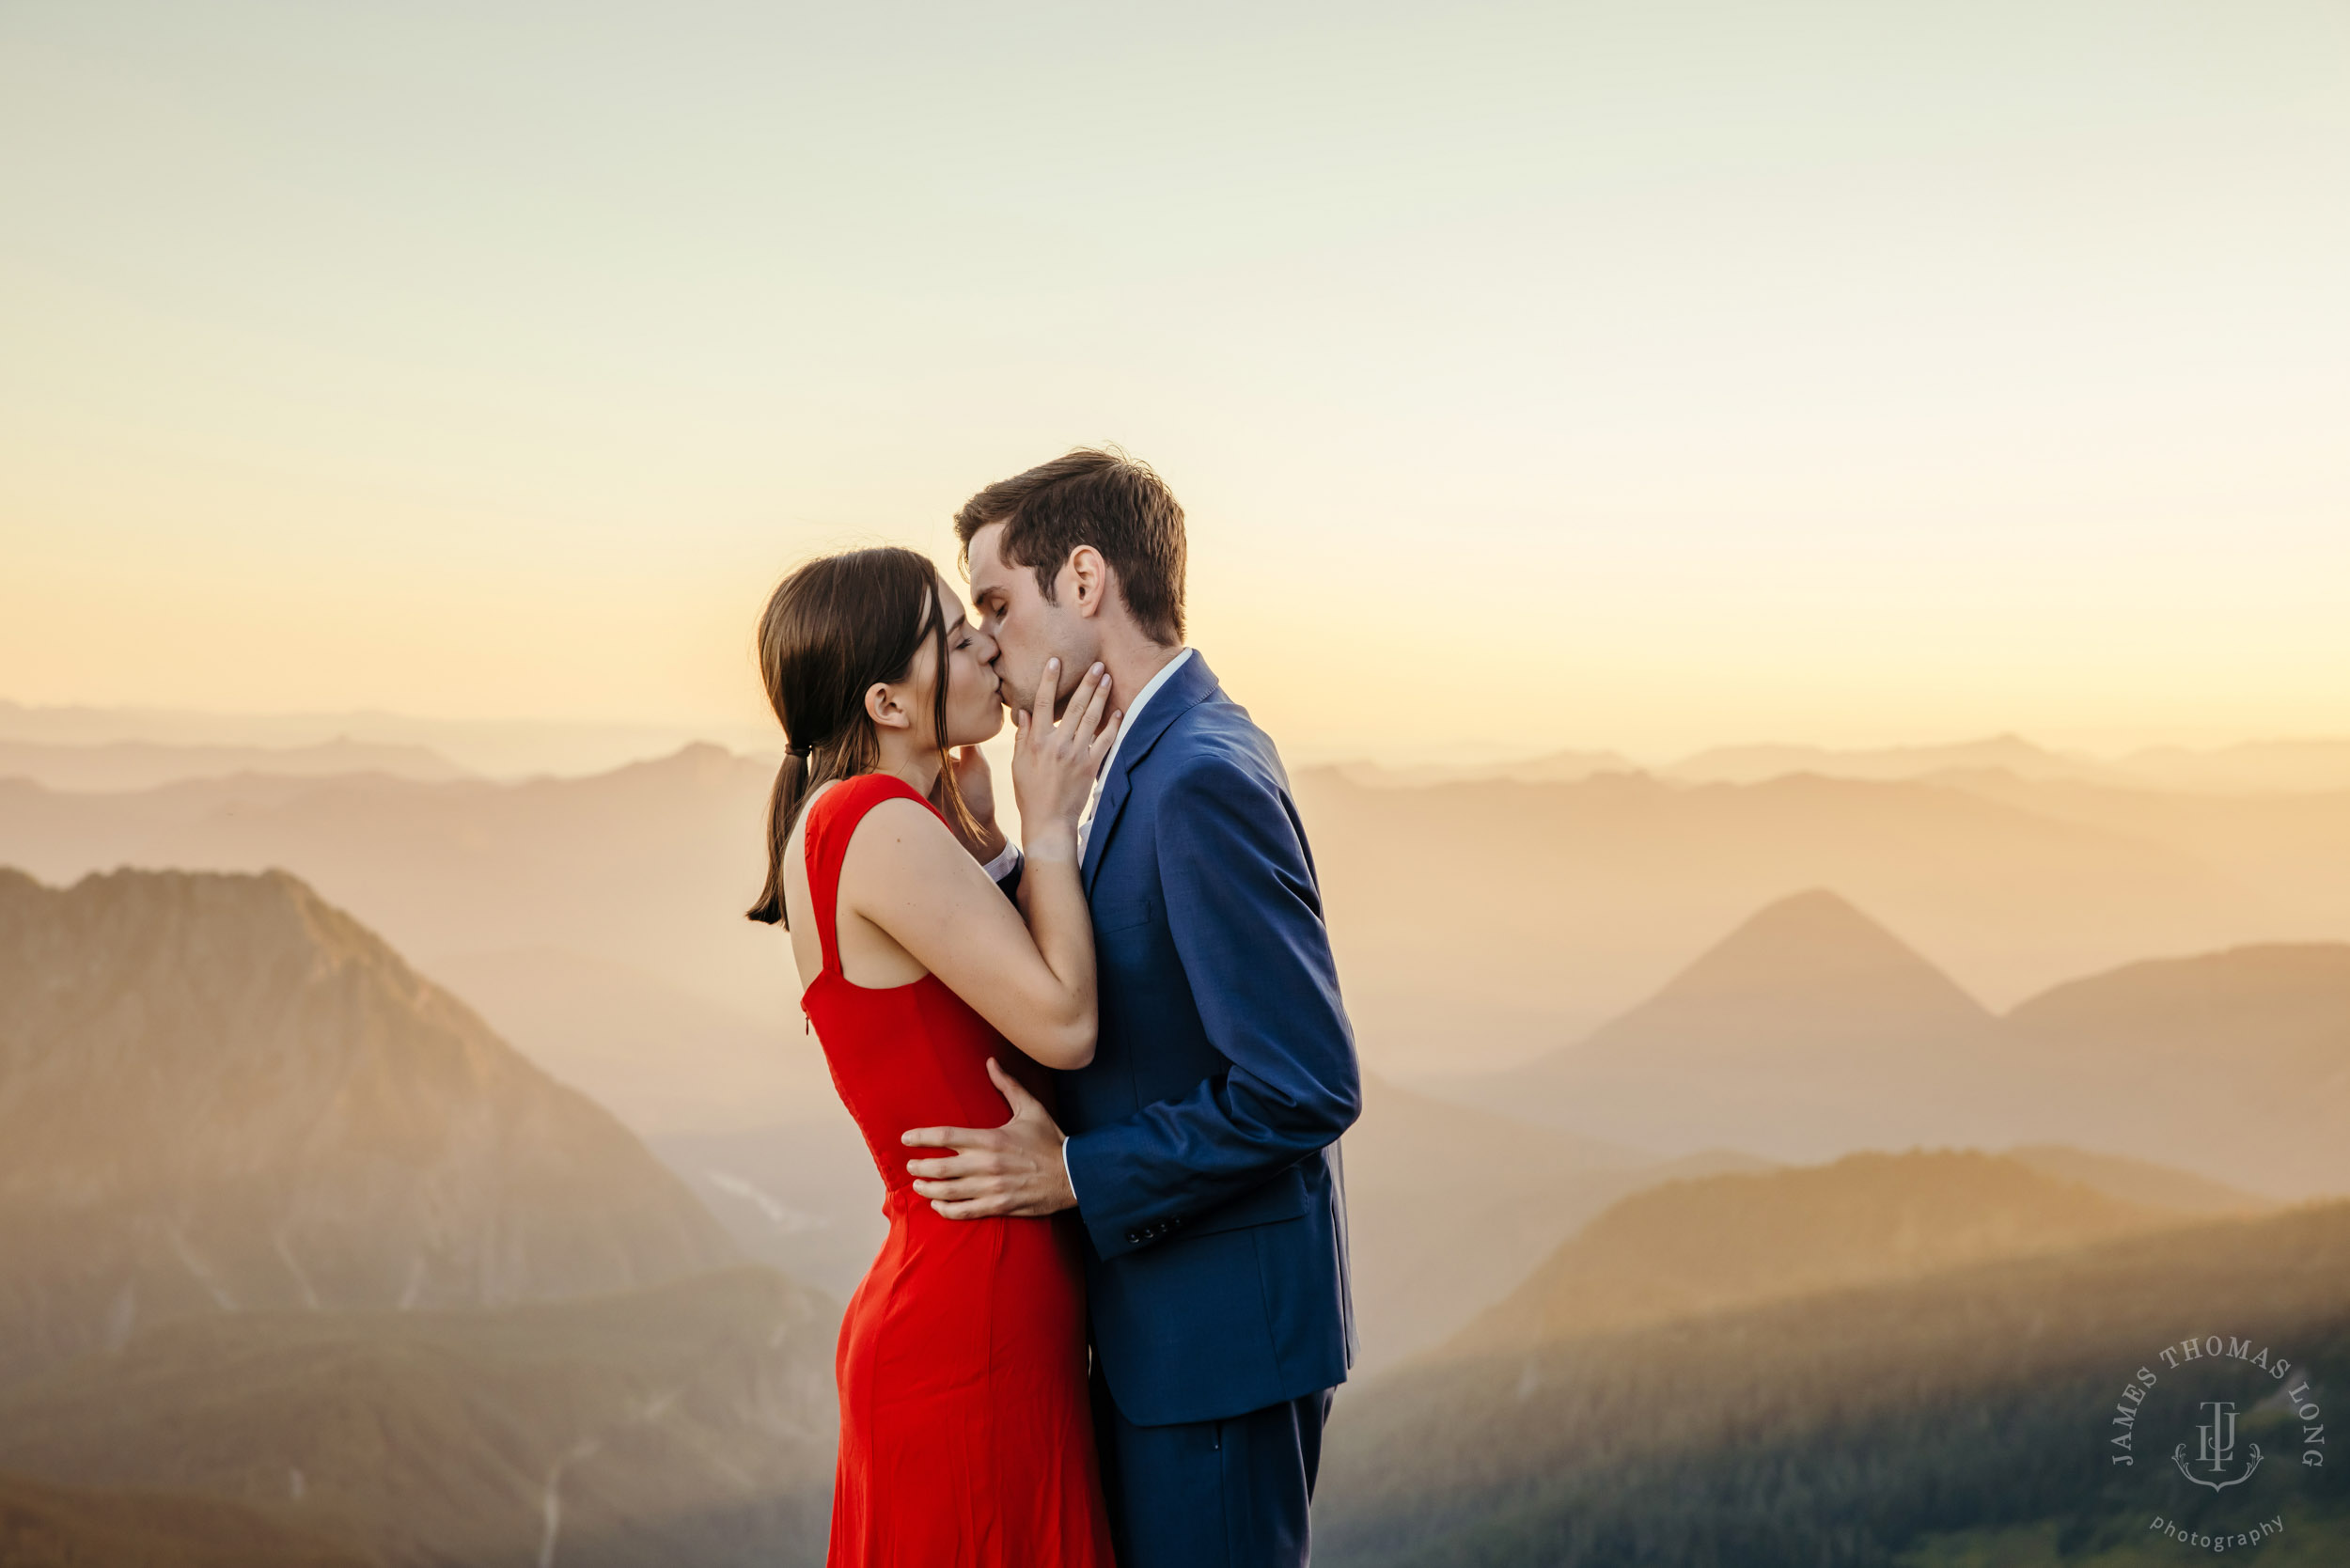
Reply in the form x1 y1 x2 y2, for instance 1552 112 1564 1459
801 772 942 979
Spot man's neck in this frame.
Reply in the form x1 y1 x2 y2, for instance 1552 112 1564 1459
1099 637 1184 719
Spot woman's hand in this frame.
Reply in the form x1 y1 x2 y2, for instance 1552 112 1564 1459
1010 658 1119 861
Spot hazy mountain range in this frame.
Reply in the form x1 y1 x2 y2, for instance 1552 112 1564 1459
26 703 2350 791
655 1074 1770 1376
652 1115 893 1309
0 745 804 1132
8 731 2350 1369
1294 763 2350 1075
0 699 775 781
1429 886 2350 1200
0 1269 837 1568
1317 1152 2350 1568
11 734 2350 1103
0 867 742 1387
0 868 836 1565
430 945 838 1139
1340 730 2350 794
3 852 2339 1562
0 736 471 792
7 724 2350 1544
1333 1076 1767 1373
1446 1149 2186 1356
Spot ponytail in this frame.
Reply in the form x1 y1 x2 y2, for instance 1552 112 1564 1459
745 748 813 927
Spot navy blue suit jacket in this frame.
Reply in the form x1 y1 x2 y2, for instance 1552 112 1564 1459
1060 651 1360 1428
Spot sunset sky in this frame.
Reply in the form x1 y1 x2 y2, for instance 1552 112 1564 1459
3 0 2346 763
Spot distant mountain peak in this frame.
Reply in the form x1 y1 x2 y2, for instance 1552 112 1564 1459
1473 889 2003 1161
608 740 766 786
1653 887 1984 1013
0 866 739 1388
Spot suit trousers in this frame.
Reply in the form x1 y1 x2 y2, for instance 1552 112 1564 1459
1090 1365 1335 1568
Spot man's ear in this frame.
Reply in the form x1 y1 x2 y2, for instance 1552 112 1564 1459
1066 546 1109 622
865 681 912 731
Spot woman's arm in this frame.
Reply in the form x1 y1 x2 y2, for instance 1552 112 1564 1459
844 661 1118 1068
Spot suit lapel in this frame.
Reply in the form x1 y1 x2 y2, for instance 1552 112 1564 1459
1079 772 1134 895
1080 652 1220 894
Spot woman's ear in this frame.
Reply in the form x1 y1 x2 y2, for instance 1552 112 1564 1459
865 681 912 731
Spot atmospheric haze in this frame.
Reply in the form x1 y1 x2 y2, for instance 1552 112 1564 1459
7 1 2350 1563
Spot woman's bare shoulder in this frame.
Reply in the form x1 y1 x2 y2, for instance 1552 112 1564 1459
838 794 967 879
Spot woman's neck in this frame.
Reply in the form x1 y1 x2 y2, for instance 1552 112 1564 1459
870 733 942 798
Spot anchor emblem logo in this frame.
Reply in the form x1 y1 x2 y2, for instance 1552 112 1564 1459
2173 1400 2264 1492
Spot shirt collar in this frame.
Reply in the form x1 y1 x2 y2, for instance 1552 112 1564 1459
1096 646 1193 782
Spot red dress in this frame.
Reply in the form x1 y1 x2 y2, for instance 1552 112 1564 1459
798 773 1117 1568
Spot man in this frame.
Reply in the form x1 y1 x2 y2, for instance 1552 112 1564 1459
901 447 1360 1567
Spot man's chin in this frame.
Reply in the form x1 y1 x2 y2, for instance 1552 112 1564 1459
997 673 1046 712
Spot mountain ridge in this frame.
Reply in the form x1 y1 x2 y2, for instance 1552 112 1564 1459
0 1265 837 1568
1436 887 2013 1161
0 735 470 792
1441 1149 2183 1360
1290 761 2276 1076
1421 885 2350 1197
0 865 740 1388
1317 1196 2350 1568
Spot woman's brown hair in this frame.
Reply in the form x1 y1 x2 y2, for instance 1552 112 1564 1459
745 545 977 927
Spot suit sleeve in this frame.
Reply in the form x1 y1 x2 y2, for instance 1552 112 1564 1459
1061 751 1361 1260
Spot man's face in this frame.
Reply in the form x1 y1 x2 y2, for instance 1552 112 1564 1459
965 523 1099 717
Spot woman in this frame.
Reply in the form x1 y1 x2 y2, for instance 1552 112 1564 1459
746 545 1120 1567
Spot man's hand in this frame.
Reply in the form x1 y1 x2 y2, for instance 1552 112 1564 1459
932 744 1009 864
902 1058 1077 1218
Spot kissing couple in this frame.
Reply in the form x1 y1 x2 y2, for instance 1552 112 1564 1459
746 448 1360 1567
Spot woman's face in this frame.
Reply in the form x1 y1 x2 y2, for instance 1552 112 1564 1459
925 577 1006 748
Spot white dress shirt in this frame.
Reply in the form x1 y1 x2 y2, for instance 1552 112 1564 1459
1077 646 1193 859
978 837 1023 884
1063 646 1192 1205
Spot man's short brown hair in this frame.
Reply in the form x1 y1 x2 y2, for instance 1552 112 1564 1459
952 447 1185 645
